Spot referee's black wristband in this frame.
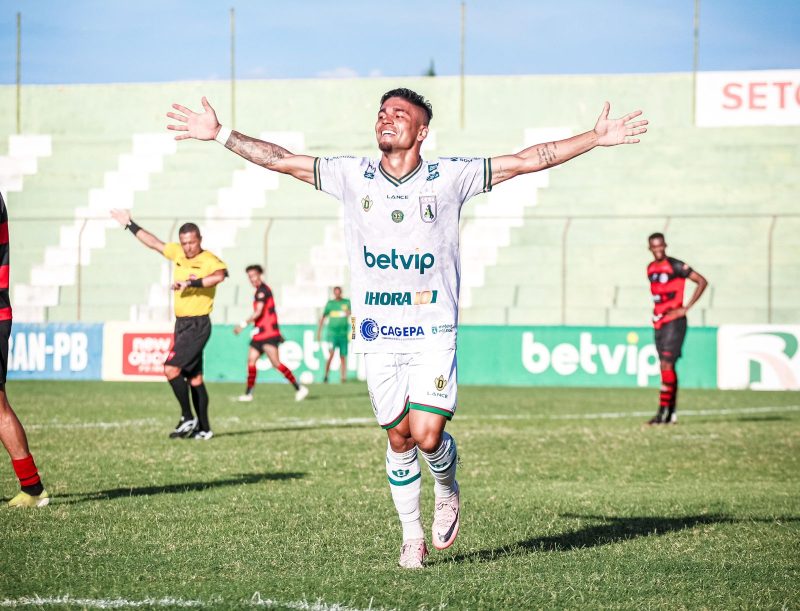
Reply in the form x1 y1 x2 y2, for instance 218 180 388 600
126 220 142 235
188 277 204 288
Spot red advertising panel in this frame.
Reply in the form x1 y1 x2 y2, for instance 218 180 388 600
122 333 173 376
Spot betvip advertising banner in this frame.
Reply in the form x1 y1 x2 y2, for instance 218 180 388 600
457 326 718 389
7 322 103 380
696 69 800 127
718 325 800 391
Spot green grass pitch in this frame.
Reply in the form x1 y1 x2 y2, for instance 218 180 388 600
1 381 798 609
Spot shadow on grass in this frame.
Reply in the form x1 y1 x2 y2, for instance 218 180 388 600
441 513 800 564
53 472 304 505
736 416 791 422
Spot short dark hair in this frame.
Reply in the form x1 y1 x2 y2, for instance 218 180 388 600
380 88 433 125
246 264 264 274
178 222 201 237
648 232 665 243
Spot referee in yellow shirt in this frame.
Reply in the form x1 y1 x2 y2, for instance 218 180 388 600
112 209 227 440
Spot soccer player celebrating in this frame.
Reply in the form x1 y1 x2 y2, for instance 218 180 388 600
646 232 708 425
167 90 647 567
111 210 227 440
316 286 351 384
233 264 308 402
0 193 49 507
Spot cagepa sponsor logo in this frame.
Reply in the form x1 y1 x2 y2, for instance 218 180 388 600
363 246 435 275
360 318 379 342
364 290 438 306
358 318 425 341
521 331 659 387
718 325 800 390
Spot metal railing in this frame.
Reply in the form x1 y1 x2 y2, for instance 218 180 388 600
9 213 799 324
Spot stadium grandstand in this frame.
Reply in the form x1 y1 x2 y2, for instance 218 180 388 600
1 73 798 327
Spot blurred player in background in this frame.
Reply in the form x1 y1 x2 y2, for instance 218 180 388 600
167 89 647 567
0 193 49 507
234 265 309 402
316 286 351 384
646 232 708 425
111 210 227 440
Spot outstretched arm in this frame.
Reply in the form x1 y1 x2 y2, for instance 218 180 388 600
110 209 165 254
234 302 264 335
490 102 648 187
167 97 315 185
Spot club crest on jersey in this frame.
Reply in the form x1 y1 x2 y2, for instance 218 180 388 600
420 195 437 223
391 210 404 223
361 195 373 212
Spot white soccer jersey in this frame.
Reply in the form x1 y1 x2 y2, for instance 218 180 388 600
315 155 492 353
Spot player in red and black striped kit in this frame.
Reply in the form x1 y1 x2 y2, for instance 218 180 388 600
233 265 308 402
646 232 708 425
0 193 50 507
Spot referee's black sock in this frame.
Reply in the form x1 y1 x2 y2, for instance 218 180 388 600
168 376 194 421
190 383 210 432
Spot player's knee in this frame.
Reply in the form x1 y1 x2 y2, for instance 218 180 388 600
414 429 444 454
660 360 674 371
163 365 181 380
386 428 414 453
189 374 204 386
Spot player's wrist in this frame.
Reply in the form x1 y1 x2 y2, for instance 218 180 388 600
126 220 142 235
239 320 249 328
215 126 232 146
188 278 204 288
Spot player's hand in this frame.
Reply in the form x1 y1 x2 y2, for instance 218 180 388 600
593 102 648 146
233 326 242 335
167 97 221 141
172 280 190 292
110 208 131 227
662 307 687 323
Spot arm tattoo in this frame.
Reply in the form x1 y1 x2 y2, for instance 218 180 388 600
226 131 290 168
536 142 558 167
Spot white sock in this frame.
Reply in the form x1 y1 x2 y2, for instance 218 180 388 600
386 443 424 541
419 431 458 499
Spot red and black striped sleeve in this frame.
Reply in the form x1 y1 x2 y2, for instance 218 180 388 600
0 193 11 322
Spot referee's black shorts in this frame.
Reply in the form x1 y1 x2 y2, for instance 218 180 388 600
165 315 212 377
654 317 687 364
0 319 10 390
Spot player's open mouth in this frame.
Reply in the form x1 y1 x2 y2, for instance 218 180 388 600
381 130 396 137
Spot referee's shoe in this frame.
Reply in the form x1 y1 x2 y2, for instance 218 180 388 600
169 417 198 439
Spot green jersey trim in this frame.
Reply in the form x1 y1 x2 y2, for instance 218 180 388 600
379 159 423 187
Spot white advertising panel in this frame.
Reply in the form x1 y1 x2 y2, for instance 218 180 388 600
696 70 800 126
718 325 800 390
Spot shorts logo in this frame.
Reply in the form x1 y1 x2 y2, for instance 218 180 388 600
361 195 373 212
391 210 404 223
360 318 379 341
420 195 437 223
434 375 447 391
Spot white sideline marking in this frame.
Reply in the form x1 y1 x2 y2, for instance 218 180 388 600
26 419 160 431
24 405 800 433
0 595 390 611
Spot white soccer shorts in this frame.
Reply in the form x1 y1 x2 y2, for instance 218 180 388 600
364 348 458 430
